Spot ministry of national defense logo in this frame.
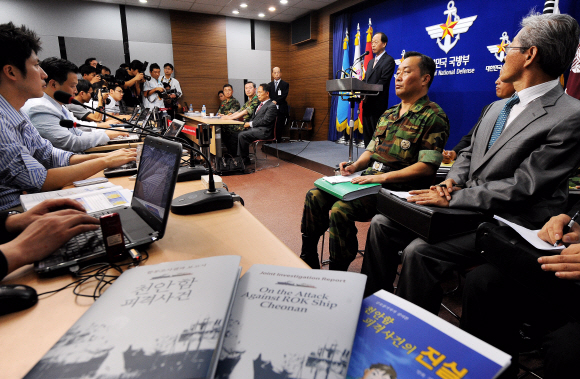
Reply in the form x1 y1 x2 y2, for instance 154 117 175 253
487 32 511 62
425 1 477 54
395 50 406 66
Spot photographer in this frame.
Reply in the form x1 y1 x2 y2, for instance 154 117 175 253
161 63 181 117
143 63 165 110
79 64 100 84
115 59 146 108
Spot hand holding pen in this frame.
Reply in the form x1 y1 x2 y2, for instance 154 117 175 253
554 211 580 247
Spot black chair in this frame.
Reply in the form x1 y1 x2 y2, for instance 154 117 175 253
289 108 314 142
249 120 280 171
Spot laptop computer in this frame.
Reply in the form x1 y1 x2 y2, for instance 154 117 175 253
34 136 182 276
163 119 185 138
111 107 140 129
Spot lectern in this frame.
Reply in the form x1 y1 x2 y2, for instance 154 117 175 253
327 78 383 163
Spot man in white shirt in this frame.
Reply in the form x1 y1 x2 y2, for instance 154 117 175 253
161 63 182 117
142 63 165 110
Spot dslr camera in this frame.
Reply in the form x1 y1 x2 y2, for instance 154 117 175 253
101 74 125 87
138 60 151 81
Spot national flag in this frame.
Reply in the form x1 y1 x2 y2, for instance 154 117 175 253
358 19 374 134
352 23 362 133
566 44 580 100
336 28 350 133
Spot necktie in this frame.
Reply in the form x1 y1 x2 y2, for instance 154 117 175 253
256 102 264 113
487 93 520 150
373 58 378 68
275 81 279 92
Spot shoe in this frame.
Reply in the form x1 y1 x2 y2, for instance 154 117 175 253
300 234 320 269
242 157 251 166
328 259 350 271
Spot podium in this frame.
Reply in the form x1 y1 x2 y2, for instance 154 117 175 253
327 78 383 163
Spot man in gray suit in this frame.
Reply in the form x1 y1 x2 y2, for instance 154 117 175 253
361 12 580 313
237 83 278 166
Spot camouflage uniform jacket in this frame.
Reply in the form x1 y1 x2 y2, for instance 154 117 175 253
218 98 241 115
365 95 450 188
242 95 260 122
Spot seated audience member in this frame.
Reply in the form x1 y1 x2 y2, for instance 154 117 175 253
106 83 125 115
79 63 100 85
65 79 102 122
218 90 225 103
85 57 98 68
0 22 136 211
300 52 449 271
461 207 580 378
220 81 260 155
237 83 278 166
142 63 165 110
442 76 516 163
217 84 240 115
361 13 580 312
21 57 128 153
0 198 99 281
116 59 145 108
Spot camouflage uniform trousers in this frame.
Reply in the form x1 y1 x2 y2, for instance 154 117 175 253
301 188 378 266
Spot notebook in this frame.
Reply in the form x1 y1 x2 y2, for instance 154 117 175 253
34 136 182 276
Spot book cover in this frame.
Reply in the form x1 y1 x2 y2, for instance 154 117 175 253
25 256 242 379
314 178 381 201
216 264 367 379
346 291 511 379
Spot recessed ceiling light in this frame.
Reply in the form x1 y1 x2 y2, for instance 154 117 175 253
240 3 248 7
280 0 288 4
258 13 265 17
269 6 276 11
233 10 239 14
139 0 147 3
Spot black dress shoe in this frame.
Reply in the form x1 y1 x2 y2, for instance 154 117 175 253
243 157 252 166
300 253 320 269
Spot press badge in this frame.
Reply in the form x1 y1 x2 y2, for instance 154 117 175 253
372 161 384 171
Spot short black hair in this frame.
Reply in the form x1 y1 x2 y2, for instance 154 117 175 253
376 32 388 44
101 66 110 74
76 79 92 94
218 90 224 96
109 83 122 91
245 81 256 88
223 84 233 90
84 57 97 65
41 57 78 85
119 63 128 69
0 22 42 78
258 83 269 94
79 64 97 76
403 51 436 88
129 60 144 71
164 63 174 70
149 63 160 72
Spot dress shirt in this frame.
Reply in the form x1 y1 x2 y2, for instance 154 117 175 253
21 93 109 153
143 77 165 109
505 78 560 129
160 76 182 98
373 51 386 67
0 94 73 210
249 99 270 128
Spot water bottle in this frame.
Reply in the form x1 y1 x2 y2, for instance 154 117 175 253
202 105 206 117
188 104 193 113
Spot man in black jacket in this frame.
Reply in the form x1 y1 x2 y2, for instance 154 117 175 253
268 67 289 141
362 32 395 147
238 83 278 166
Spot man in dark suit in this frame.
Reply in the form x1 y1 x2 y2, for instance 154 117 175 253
362 32 395 147
268 67 289 141
362 13 580 318
238 83 278 166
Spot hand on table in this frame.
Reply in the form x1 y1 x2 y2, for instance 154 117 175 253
5 199 88 233
103 148 137 168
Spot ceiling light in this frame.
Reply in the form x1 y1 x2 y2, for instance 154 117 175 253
139 0 147 3
233 10 239 14
258 13 265 17
269 6 276 11
240 3 248 7
280 0 288 4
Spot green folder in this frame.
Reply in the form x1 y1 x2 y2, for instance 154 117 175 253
314 178 381 201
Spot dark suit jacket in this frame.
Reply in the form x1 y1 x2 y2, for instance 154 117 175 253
448 84 580 227
250 100 278 139
363 53 395 115
268 80 289 114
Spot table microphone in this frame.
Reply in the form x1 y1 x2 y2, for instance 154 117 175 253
59 120 238 215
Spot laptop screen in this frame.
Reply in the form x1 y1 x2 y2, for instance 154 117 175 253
131 137 181 236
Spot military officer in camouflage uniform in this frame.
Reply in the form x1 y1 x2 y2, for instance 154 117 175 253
217 83 240 115
220 82 260 155
300 52 449 271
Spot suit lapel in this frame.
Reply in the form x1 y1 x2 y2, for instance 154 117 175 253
365 59 377 81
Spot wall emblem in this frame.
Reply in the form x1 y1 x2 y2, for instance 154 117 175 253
487 32 511 63
426 1 477 54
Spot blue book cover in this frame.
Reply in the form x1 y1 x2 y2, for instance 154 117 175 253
346 291 510 379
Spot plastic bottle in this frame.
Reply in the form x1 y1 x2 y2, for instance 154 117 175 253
188 104 193 113
202 105 206 117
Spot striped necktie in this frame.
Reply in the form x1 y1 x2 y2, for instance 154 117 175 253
256 102 264 113
487 93 520 150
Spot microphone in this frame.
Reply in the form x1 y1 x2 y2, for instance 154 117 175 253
54 90 83 106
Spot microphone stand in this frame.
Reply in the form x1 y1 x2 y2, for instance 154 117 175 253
60 120 237 215
70 97 209 181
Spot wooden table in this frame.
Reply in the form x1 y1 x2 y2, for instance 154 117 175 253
179 114 243 159
84 141 143 153
0 176 306 379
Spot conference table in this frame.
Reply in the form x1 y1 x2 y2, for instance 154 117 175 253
179 114 244 161
0 175 307 379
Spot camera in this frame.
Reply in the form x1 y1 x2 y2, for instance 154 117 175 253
101 74 125 87
91 86 111 104
160 88 178 99
137 61 151 81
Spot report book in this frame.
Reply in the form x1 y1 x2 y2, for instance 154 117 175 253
24 256 242 379
346 290 511 379
215 264 367 379
314 177 381 201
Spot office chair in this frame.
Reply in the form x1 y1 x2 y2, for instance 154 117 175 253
289 108 314 142
249 120 280 171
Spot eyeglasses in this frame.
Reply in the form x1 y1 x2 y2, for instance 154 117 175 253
505 45 530 53
115 89 124 94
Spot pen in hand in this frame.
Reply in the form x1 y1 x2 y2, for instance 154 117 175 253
554 210 580 247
